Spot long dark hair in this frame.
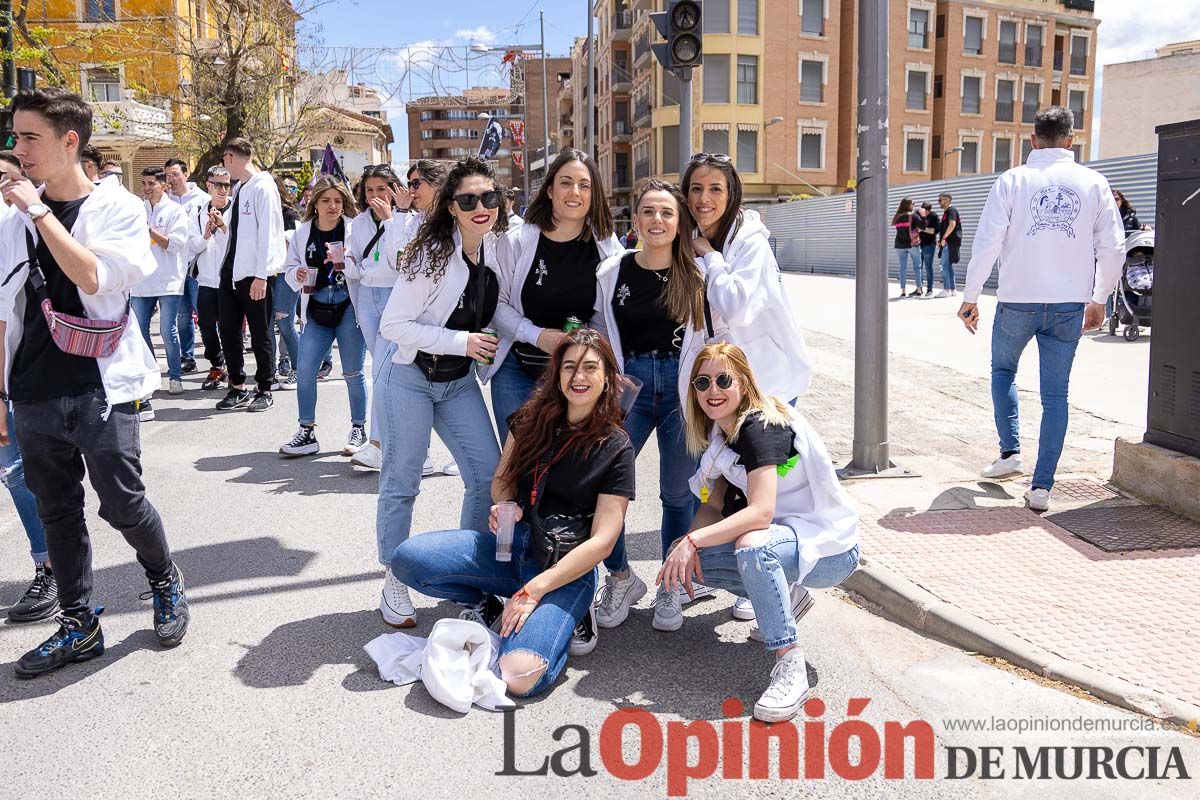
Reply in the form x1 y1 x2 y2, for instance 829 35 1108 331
356 164 402 212
634 179 704 327
682 154 744 255
499 329 626 487
523 148 614 239
401 157 508 281
1113 189 1135 214
891 197 914 225
406 159 447 186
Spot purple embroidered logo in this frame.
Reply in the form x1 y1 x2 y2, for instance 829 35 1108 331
1027 186 1081 238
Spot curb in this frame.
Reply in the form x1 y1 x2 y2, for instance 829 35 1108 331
844 558 1200 730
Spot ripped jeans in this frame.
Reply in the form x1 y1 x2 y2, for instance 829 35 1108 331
391 522 595 697
296 284 367 426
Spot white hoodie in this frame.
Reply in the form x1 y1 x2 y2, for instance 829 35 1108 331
226 170 285 282
963 148 1125 305
169 181 209 211
133 195 190 297
697 209 813 402
283 216 357 328
182 198 233 289
1 179 160 405
347 209 400 288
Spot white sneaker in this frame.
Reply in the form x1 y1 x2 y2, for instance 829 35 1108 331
169 379 184 395
443 460 461 477
351 442 383 470
753 649 810 723
569 604 599 656
981 453 1024 479
421 456 436 477
750 584 815 642
651 585 684 632
934 289 952 298
379 571 416 628
732 596 756 621
680 582 715 603
595 571 648 628
1025 487 1051 512
951 289 958 296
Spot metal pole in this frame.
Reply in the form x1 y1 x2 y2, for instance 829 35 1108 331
851 0 890 473
1 0 16 98
678 69 692 175
586 2 595 160
540 11 550 165
523 60 530 206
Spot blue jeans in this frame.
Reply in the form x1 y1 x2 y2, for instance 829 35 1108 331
178 274 199 361
1 405 48 564
920 244 936 292
700 531 860 649
490 352 539 443
991 303 1085 491
391 522 594 698
355 285 395 443
296 285 367 427
605 353 699 571
272 275 300 366
132 294 183 381
940 246 956 291
376 353 500 565
896 247 919 291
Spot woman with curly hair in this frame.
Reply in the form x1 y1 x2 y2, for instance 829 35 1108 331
374 158 507 628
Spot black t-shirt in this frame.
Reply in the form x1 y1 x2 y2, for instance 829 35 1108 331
444 252 499 332
720 411 799 518
611 253 681 355
917 210 940 246
282 207 299 232
510 416 637 519
9 196 104 403
304 220 346 292
939 205 963 244
893 213 917 249
521 234 601 330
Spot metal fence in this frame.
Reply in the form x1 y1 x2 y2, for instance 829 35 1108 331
758 152 1157 286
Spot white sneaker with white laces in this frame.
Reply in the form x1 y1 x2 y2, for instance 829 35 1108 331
732 596 756 620
1025 487 1051 512
351 442 383 470
379 571 416 628
651 585 684 632
750 584 815 642
981 453 1023 479
934 289 952 298
169 379 184 395
443 460 461 477
421 456 436 477
753 648 810 722
595 571 648 628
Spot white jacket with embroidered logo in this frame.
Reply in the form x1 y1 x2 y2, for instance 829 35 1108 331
283 216 357 328
347 209 400 288
226 170 285 282
182 198 233 289
133 195 190 297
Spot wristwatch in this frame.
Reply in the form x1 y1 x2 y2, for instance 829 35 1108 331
26 203 50 221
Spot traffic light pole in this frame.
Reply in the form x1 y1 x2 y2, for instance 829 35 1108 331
678 67 692 175
2 0 16 98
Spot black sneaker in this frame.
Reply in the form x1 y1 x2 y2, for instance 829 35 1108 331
276 370 297 387
137 399 155 422
457 594 504 629
7 565 59 623
278 358 293 377
14 607 105 679
140 564 190 647
280 425 319 456
216 388 251 410
569 604 599 656
247 390 274 412
202 366 227 391
317 360 333 380
181 358 198 374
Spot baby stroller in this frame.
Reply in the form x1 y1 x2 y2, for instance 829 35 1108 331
1108 228 1154 341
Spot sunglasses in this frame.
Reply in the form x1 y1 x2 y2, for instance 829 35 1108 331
208 181 231 189
689 152 733 165
692 372 736 392
409 178 438 190
453 190 502 211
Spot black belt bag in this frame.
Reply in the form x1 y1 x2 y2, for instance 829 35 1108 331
307 296 351 329
527 449 593 570
413 351 473 383
511 341 551 380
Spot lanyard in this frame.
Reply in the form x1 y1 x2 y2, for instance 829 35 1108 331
698 437 730 504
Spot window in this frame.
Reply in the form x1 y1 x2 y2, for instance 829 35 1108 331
704 0 730 33
905 136 926 172
906 70 927 110
737 56 758 104
962 76 982 114
662 68 680 107
1071 35 1089 75
936 13 946 39
1054 35 1065 72
703 54 730 103
1072 144 1084 162
999 21 1017 64
934 74 943 98
1025 25 1044 67
702 129 730 157
932 135 942 158
799 130 823 169
1022 82 1040 123
995 79 1015 122
964 16 984 56
908 8 930 49
1052 88 1061 106
960 141 979 174
800 59 824 103
738 0 758 35
663 124 680 173
1021 138 1033 164
994 138 1012 172
1068 89 1086 120
85 0 116 22
801 0 824 36
85 67 121 102
737 128 758 172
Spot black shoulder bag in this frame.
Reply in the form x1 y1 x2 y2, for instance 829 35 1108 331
526 445 594 570
306 220 352 328
414 251 488 383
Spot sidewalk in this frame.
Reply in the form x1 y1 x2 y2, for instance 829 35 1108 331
786 275 1200 726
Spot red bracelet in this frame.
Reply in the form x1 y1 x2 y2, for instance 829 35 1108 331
686 533 701 552
513 587 534 603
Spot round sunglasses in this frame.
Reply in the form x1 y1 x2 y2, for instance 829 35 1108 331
692 372 736 392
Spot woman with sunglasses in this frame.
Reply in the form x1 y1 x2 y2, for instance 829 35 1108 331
661 342 858 722
590 180 713 632
486 148 622 443
277 177 367 460
375 157 507 628
392 329 634 695
182 165 234 391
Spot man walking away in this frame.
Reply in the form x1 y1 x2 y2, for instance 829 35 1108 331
958 107 1124 512
215 137 284 412
935 193 962 297
0 88 189 678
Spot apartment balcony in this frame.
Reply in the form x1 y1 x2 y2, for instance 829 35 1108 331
613 167 632 192
634 31 651 68
613 118 633 143
91 98 172 144
612 10 633 41
612 67 633 94
634 158 650 182
634 96 652 127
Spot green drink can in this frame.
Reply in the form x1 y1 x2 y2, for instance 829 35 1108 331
563 316 584 332
479 326 498 365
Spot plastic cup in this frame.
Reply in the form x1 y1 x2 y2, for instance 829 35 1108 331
618 374 643 419
327 241 346 272
495 501 518 562
301 266 318 295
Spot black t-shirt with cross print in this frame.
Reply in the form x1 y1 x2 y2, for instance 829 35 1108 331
611 252 681 355
721 411 799 518
520 233 602 330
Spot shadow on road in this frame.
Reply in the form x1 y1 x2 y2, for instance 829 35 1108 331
0 628 164 704
194 451 380 495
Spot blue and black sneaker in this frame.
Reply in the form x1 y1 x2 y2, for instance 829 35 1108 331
14 607 105 679
140 564 190 647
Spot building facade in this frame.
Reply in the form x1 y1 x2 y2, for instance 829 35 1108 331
405 88 521 190
1099 40 1200 159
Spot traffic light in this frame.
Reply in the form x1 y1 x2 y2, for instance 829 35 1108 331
650 0 702 77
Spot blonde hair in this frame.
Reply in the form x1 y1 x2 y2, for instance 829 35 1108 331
685 342 791 454
301 176 358 223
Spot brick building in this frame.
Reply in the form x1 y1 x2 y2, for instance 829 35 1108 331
405 88 520 190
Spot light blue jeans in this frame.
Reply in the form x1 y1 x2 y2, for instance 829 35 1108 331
296 285 367 427
920 244 937 293
132 294 183 381
991 303 1084 491
272 274 300 367
354 284 395 443
375 351 500 565
391 522 595 697
896 247 919 291
490 351 539 443
700 529 860 649
2 405 48 565
178 274 199 361
940 246 956 291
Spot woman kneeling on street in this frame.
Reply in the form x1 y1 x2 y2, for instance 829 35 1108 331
660 342 860 723
392 329 634 697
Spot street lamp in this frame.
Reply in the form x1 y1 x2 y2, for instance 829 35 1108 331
945 145 964 178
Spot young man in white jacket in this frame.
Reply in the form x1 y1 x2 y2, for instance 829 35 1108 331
958 107 1124 512
165 157 210 375
0 88 189 678
181 165 232 390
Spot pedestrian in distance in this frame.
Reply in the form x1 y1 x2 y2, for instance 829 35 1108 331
1112 188 1141 232
916 201 939 297
503 186 523 232
374 157 507 629
935 192 963 297
79 145 102 183
272 173 304 388
392 328 635 695
958 107 1124 512
181 165 232 391
891 197 922 297
0 88 189 678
